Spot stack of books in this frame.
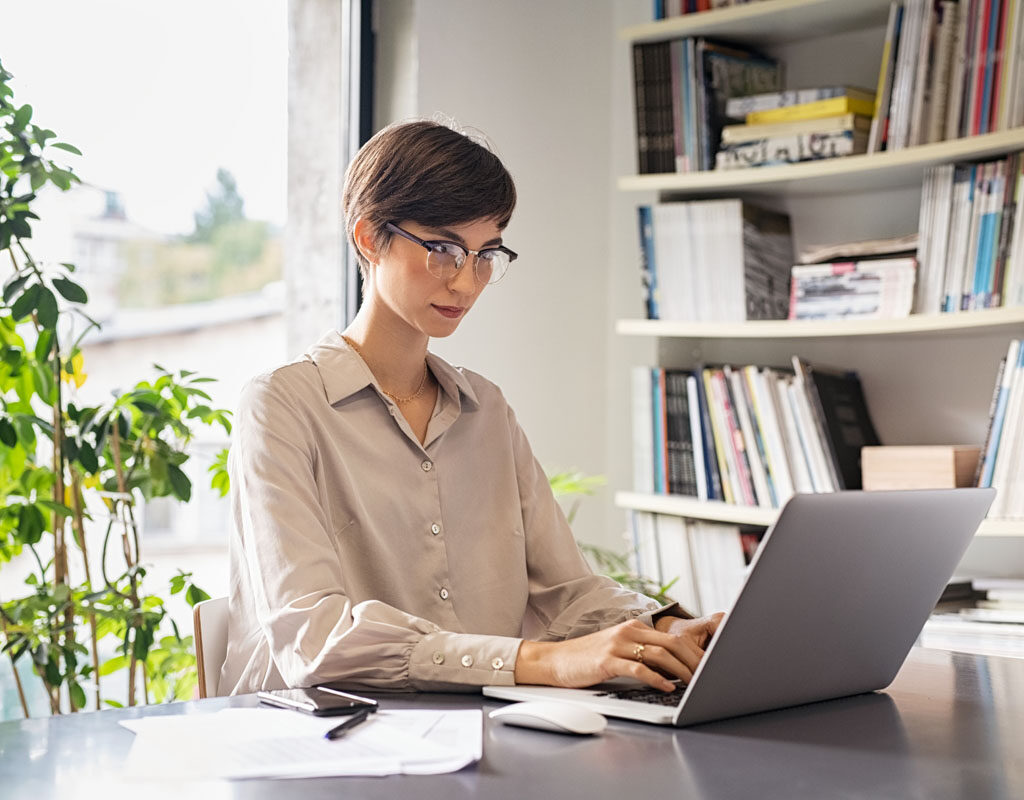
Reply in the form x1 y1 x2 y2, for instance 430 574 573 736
717 87 875 170
921 578 1024 658
977 339 1024 520
788 258 917 321
869 0 1024 153
653 0 770 19
637 199 794 322
630 511 761 616
632 37 781 173
914 151 1024 314
631 358 881 507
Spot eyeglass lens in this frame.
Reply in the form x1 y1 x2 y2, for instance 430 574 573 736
425 243 509 285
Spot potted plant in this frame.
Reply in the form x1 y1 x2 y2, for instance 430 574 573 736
0 60 229 715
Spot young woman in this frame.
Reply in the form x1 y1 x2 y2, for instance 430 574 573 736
220 119 722 696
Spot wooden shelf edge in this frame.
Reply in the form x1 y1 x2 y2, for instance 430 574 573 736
615 307 1024 340
619 0 891 45
615 492 1024 537
617 129 1024 195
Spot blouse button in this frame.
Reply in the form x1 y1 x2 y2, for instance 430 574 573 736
421 460 433 472
461 654 474 668
430 523 441 535
432 651 445 665
439 587 450 600
491 657 504 670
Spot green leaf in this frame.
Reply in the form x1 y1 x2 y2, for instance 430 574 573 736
77 441 99 473
98 654 129 676
0 416 15 447
35 285 58 329
69 680 87 711
185 584 210 607
9 282 40 320
2 274 29 304
36 499 76 517
52 277 88 304
33 329 53 363
50 142 83 156
103 699 124 709
13 103 32 129
167 463 192 502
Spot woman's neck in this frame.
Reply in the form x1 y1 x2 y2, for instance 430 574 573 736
342 308 430 399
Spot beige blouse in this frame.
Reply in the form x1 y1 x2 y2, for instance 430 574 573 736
219 330 670 695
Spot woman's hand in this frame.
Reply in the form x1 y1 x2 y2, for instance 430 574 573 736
513 613 724 692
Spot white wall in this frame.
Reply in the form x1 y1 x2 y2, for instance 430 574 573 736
374 0 645 548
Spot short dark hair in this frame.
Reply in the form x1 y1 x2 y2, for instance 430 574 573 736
342 119 517 274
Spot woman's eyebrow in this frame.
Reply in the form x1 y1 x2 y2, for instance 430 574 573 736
431 227 503 248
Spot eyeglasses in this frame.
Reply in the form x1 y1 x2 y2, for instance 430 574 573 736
385 222 517 285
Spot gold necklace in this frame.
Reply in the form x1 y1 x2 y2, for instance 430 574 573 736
343 336 430 405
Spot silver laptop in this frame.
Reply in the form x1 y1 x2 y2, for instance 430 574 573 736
484 488 995 726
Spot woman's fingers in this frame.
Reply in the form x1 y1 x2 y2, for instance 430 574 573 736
624 642 695 687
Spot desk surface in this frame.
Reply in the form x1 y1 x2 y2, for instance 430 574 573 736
2 647 1023 800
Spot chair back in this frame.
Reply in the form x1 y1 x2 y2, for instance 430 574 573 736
193 596 229 698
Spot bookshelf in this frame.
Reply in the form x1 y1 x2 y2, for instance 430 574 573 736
619 0 892 47
614 492 1024 539
616 2 1024 557
617 306 1024 340
619 129 1024 196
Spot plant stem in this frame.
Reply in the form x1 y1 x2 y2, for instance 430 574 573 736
110 423 140 706
70 471 101 710
0 602 30 719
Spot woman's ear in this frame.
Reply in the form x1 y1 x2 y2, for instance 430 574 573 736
352 217 379 265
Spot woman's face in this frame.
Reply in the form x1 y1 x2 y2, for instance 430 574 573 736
369 217 505 339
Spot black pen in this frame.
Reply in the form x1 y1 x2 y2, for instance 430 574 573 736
324 708 372 740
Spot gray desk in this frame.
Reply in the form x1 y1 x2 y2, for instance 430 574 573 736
2 647 1023 800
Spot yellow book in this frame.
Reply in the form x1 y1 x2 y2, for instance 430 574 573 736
746 95 876 125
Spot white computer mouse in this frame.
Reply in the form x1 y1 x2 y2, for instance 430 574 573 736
488 701 607 735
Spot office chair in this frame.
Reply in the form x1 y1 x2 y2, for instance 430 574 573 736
193 595 229 698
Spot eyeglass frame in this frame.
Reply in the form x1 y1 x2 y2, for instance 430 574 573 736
384 221 518 284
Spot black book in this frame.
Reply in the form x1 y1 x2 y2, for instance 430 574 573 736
665 370 699 496
793 357 881 490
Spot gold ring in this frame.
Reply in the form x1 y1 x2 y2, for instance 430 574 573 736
633 643 645 664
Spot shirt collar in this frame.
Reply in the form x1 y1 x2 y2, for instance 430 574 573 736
304 330 479 409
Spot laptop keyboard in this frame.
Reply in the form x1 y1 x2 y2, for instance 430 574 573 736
597 686 687 706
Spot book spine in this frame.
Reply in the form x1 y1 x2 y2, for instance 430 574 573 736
991 152 1019 306
977 0 1004 134
651 368 666 494
633 44 649 174
702 367 737 504
730 367 776 507
637 205 659 320
695 365 724 501
989 0 1011 131
945 0 974 139
686 374 709 501
631 366 656 494
716 367 758 505
791 357 843 491
716 130 862 169
980 339 1021 487
970 0 994 136
869 2 904 153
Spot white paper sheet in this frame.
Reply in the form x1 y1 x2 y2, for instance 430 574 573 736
119 707 482 779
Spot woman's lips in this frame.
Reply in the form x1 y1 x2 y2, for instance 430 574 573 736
432 304 464 319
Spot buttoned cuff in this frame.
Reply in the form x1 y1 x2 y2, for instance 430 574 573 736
639 601 695 627
409 631 521 690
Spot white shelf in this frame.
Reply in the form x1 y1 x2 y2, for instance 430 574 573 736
616 307 1024 341
620 0 892 46
615 492 777 526
615 492 1024 537
618 129 1024 197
